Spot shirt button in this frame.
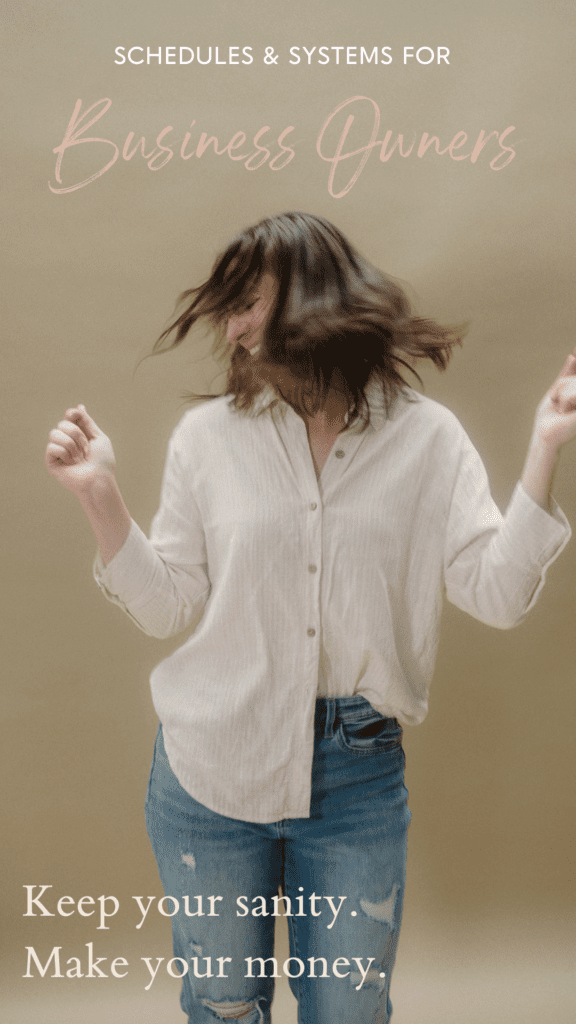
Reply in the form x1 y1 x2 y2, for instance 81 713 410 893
310 502 317 510
335 449 345 458
307 628 316 637
308 564 317 573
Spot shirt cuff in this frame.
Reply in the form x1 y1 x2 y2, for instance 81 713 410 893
501 481 571 572
93 518 157 608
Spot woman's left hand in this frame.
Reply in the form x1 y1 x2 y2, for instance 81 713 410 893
521 347 576 509
533 347 576 452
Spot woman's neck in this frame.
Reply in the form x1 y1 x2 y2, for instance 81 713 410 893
302 391 349 433
301 393 349 478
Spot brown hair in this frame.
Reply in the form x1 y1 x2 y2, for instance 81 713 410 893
155 211 464 426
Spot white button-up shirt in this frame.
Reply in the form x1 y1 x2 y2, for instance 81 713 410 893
94 387 570 822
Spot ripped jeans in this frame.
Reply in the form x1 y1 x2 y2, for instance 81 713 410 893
145 696 411 1023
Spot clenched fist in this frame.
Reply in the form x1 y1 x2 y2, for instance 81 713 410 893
532 351 576 450
45 405 116 494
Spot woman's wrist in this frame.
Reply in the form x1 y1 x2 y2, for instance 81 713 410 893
520 433 560 512
77 471 132 566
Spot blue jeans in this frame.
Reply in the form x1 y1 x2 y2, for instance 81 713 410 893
145 696 411 1023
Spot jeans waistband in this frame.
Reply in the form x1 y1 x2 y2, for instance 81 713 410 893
314 696 399 739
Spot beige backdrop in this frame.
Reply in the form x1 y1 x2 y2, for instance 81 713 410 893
3 1 575 1021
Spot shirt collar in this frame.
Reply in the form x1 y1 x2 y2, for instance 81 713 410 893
246 378 404 433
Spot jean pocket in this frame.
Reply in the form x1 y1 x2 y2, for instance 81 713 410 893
335 712 403 756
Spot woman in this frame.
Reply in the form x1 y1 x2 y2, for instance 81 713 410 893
45 212 574 1024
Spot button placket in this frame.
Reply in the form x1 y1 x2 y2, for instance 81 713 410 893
305 493 321 652
320 430 370 496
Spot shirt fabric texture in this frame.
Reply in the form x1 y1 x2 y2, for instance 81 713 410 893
94 386 570 823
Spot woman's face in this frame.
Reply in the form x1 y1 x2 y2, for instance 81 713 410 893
225 273 276 355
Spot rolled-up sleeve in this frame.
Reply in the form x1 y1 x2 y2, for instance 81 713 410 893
444 440 570 629
93 424 210 638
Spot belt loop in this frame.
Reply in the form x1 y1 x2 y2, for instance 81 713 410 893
324 698 336 738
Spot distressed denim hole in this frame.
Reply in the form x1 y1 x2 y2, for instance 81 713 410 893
201 998 262 1021
360 884 399 928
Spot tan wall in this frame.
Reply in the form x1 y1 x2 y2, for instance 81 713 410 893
3 2 575 1021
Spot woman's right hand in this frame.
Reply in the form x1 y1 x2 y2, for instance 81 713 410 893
45 405 116 495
